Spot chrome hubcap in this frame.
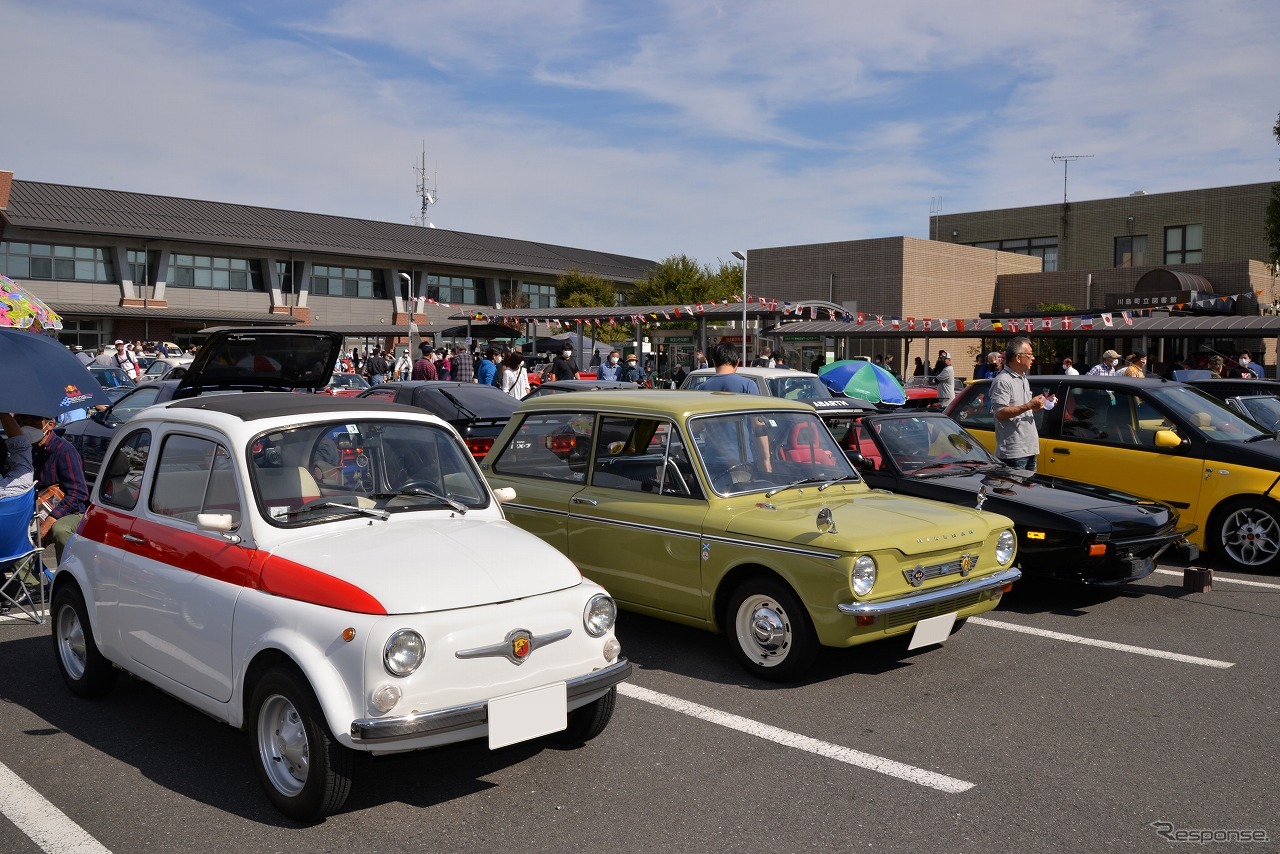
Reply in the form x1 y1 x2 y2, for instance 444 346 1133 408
736 594 792 666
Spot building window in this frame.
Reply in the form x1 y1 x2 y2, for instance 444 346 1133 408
1164 224 1203 264
522 282 557 308
0 241 114 282
310 265 383 298
127 249 151 285
425 274 477 305
1114 235 1148 268
969 237 1058 272
57 318 109 352
168 254 264 291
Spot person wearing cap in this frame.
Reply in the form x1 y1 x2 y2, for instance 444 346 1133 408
618 353 646 385
932 351 956 408
1122 351 1147 378
15 411 88 566
1087 349 1122 376
411 342 438 381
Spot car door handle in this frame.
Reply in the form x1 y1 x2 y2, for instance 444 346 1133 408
571 496 598 506
122 533 146 543
1052 447 1070 454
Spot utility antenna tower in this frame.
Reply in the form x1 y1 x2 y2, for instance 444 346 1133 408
1050 152 1093 204
414 143 439 228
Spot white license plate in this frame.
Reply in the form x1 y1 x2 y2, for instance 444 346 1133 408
908 612 957 650
488 682 567 749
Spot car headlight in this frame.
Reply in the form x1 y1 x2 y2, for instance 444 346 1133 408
995 529 1016 565
851 555 877 597
584 593 617 637
383 629 426 677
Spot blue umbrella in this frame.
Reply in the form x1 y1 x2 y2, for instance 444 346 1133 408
818 359 906 406
0 328 110 417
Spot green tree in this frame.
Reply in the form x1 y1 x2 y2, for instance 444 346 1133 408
633 254 718 306
1266 111 1280 266
558 268 618 306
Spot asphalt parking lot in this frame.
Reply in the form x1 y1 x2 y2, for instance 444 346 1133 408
1 557 1276 853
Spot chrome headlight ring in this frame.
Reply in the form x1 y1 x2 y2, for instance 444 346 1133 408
383 629 426 677
584 593 617 637
995 529 1016 565
851 555 877 597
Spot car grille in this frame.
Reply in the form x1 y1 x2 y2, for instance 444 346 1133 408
885 591 984 630
901 553 979 588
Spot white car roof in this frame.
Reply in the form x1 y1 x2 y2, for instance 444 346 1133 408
687 367 820 380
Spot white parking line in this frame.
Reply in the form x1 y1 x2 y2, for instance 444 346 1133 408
0 760 111 853
1153 568 1280 590
617 682 974 793
969 617 1234 668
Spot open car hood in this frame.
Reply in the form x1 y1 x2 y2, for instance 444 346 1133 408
174 328 344 398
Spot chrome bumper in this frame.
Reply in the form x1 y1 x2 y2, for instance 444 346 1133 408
350 658 632 743
837 567 1022 618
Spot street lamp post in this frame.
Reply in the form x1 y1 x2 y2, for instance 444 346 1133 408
732 250 747 361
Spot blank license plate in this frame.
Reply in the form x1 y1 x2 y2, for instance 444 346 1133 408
908 612 957 650
488 682 567 749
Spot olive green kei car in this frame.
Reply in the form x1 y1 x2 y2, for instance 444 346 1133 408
482 390 1021 680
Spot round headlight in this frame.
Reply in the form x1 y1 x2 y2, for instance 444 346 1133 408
584 593 617 637
383 629 426 677
851 555 877 597
995 529 1016 565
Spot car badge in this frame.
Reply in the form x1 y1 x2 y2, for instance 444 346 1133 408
904 565 926 587
959 553 976 576
511 632 532 661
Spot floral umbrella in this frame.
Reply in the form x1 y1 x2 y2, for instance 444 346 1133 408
0 274 63 331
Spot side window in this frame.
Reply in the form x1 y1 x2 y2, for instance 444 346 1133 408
1062 389 1141 447
361 389 396 403
99 429 151 510
149 435 242 527
589 416 700 498
490 413 594 483
952 388 994 430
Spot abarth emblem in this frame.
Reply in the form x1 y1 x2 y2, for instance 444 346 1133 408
512 633 531 660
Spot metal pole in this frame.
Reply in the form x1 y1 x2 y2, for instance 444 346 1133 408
733 250 747 361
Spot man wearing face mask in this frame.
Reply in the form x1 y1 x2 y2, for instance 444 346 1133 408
597 350 622 381
1086 349 1121 377
15 412 89 566
1236 351 1263 379
548 347 581 381
618 353 647 385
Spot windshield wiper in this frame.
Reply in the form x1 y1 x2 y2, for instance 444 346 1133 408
436 388 478 420
382 487 469 514
817 475 861 490
283 501 390 521
1245 432 1279 443
912 460 994 476
766 476 848 497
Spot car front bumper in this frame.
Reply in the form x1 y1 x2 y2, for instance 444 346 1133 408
349 658 632 744
836 566 1022 618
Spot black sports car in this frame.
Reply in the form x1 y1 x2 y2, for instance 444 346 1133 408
357 381 519 459
522 379 639 400
822 410 1196 584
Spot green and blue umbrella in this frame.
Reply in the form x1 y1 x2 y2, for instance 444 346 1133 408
818 359 906 406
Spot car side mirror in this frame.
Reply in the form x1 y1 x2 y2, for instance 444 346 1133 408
197 513 236 531
90 408 110 424
847 451 876 473
492 486 516 503
1153 429 1184 449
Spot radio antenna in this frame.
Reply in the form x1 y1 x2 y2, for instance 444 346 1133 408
414 142 439 228
1050 152 1093 205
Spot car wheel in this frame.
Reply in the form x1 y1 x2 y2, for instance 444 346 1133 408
727 578 819 681
553 686 617 745
51 584 118 698
249 667 353 823
1213 497 1280 573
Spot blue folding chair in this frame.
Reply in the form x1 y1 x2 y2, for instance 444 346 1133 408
0 489 45 624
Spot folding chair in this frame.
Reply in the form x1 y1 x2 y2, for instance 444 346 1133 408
0 489 45 624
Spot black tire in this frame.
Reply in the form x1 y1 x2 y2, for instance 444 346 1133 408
1211 497 1280 574
726 578 820 681
249 667 353 823
51 583 118 698
553 686 616 745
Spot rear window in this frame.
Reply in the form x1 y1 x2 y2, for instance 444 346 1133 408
414 384 519 419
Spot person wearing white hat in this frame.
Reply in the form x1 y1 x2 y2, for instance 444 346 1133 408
1087 349 1121 376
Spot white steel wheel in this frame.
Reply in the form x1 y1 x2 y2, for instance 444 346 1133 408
257 693 310 798
727 579 818 681
51 584 117 698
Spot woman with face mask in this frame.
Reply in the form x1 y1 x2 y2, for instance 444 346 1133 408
0 413 35 499
548 347 581 381
597 351 622 381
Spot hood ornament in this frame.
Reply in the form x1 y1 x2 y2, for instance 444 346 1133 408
976 485 988 511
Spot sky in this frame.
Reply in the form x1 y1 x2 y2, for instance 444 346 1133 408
4 0 1279 267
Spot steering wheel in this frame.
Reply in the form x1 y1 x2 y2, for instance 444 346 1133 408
398 480 443 495
712 464 752 493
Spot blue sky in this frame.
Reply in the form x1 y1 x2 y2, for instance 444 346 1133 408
4 0 1279 267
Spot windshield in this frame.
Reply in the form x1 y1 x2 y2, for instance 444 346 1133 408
871 416 994 471
328 373 370 390
1148 385 1269 442
764 375 832 401
249 419 490 526
689 410 858 496
1238 396 1280 432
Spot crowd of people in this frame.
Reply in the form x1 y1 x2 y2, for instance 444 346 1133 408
968 347 1267 381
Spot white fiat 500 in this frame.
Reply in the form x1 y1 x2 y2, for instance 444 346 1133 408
50 329 629 823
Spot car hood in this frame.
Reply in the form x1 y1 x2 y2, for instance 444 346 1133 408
905 468 1177 533
722 490 1002 556
176 328 343 398
262 517 582 614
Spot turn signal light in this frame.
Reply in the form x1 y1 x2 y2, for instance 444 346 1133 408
856 615 876 627
1087 543 1108 557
